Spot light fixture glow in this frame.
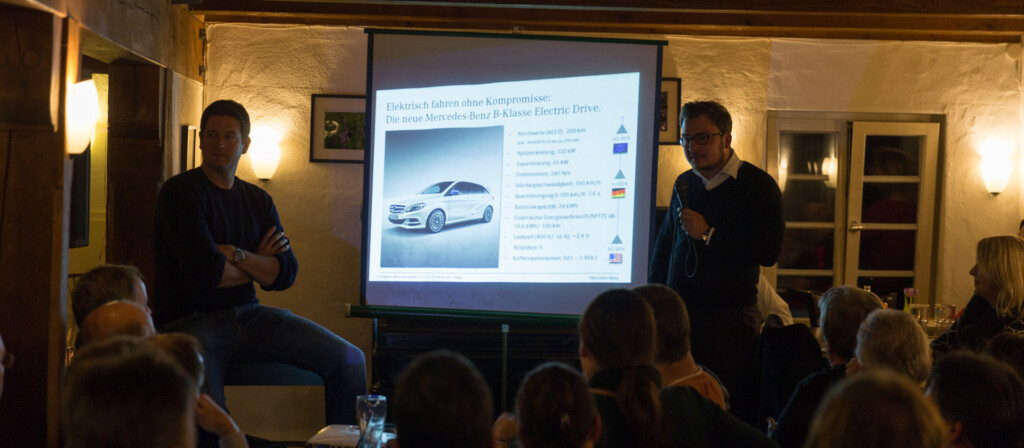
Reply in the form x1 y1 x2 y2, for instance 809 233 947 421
778 155 789 193
822 156 838 189
66 79 99 155
249 126 281 180
979 138 1012 195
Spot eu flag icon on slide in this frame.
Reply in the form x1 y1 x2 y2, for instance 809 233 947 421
611 188 626 198
613 143 628 154
609 253 623 264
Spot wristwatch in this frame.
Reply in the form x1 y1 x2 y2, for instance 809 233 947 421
701 227 715 245
232 246 246 264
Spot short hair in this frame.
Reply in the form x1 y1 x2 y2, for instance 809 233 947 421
680 100 732 135
818 286 883 360
395 350 493 448
976 235 1024 317
72 265 144 327
855 309 932 383
149 333 205 388
201 99 251 140
632 284 691 363
927 351 1024 448
516 362 597 448
988 331 1024 379
580 289 662 447
63 336 197 448
806 369 948 448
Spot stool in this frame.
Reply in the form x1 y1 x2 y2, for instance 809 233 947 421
224 359 325 445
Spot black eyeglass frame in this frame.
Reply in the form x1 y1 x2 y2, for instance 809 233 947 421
679 131 725 148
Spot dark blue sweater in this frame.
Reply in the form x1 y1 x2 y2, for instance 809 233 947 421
649 162 784 310
153 168 298 328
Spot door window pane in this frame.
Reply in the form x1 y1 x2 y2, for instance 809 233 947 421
861 182 918 224
781 133 838 175
859 230 916 271
779 133 837 223
863 137 920 176
779 229 834 270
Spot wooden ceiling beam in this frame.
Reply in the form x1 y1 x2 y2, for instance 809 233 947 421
192 1 1024 43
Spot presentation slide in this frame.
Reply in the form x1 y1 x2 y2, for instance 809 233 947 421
362 31 663 315
368 72 640 283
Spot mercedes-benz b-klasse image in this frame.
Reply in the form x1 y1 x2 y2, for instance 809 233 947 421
388 181 495 233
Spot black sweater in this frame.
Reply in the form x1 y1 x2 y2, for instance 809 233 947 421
649 162 784 310
153 168 298 327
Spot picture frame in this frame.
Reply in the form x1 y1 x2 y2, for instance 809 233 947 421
659 78 682 145
310 94 366 163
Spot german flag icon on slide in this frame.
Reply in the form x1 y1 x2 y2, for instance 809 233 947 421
611 188 625 198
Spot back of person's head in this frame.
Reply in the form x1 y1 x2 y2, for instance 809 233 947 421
680 100 732 134
395 350 492 448
632 284 691 364
516 362 598 448
63 336 197 448
77 301 156 348
72 264 146 328
926 351 1024 448
149 333 205 387
976 235 1024 318
855 309 931 383
580 288 662 447
806 369 948 448
201 100 251 140
818 286 883 361
988 331 1024 379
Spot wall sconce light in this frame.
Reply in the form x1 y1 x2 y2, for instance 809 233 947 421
979 138 1011 195
66 79 99 155
249 126 281 181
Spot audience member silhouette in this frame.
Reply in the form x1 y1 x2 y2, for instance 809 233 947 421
932 235 1024 358
71 264 149 328
853 309 932 384
77 301 157 349
149 333 247 448
63 336 197 448
805 369 948 448
579 288 776 448
926 351 1024 448
632 284 729 410
770 286 882 448
514 362 600 448
394 350 493 448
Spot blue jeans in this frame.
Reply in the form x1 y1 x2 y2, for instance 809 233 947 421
165 303 367 424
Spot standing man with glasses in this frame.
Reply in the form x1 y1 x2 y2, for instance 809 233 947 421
649 100 784 424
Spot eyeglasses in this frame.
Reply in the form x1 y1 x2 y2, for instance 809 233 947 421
679 132 725 148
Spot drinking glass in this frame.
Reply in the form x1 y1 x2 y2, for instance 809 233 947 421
356 395 387 448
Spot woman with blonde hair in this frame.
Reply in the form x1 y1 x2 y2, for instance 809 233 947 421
932 235 1024 357
805 369 949 448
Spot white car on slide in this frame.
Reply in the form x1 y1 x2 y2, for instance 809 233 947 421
388 181 495 233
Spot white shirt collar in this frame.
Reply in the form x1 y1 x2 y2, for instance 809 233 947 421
694 148 742 190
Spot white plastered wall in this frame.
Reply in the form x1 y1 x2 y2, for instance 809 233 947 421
204 24 1023 439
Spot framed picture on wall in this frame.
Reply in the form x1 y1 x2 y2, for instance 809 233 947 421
310 94 366 163
659 78 681 144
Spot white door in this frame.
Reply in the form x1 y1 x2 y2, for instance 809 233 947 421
767 115 940 303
